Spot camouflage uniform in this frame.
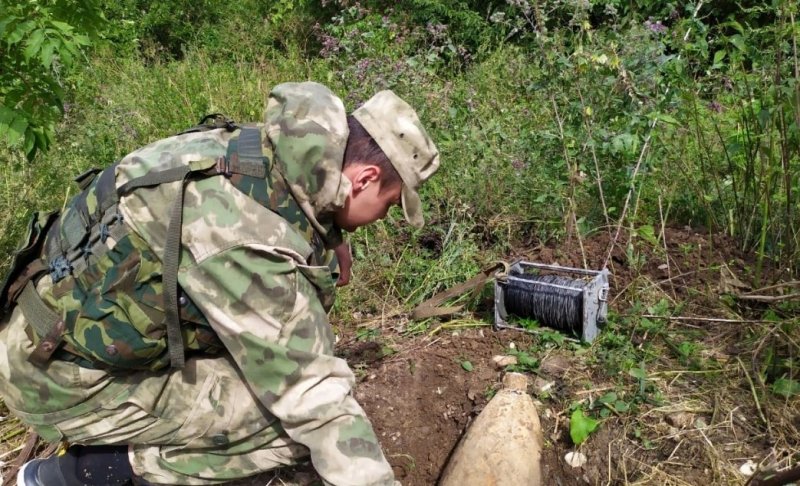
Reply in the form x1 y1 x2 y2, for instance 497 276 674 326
0 83 396 485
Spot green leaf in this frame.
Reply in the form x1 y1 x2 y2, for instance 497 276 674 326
73 34 91 46
598 392 617 404
628 367 646 380
0 105 13 130
636 225 659 246
772 378 800 398
729 35 746 52
60 43 73 65
656 113 680 125
461 360 474 372
712 50 726 66
722 20 745 34
7 20 34 45
0 16 16 37
7 116 28 145
24 28 45 61
49 20 75 33
23 128 36 158
40 41 56 68
570 408 599 445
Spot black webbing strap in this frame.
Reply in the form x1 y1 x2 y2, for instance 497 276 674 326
177 114 239 136
230 127 267 178
95 162 121 215
74 168 101 190
116 165 193 196
161 172 191 368
18 281 65 367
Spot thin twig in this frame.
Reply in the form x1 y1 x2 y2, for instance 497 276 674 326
427 321 490 337
656 266 720 285
737 357 769 428
636 314 785 325
736 293 800 303
658 195 676 299
743 281 800 295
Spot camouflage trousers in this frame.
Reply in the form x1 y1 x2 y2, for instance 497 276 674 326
0 305 312 485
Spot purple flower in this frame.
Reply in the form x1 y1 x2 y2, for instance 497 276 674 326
644 20 667 34
354 58 372 82
708 101 724 113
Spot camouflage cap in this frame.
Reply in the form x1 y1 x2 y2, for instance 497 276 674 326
352 91 440 228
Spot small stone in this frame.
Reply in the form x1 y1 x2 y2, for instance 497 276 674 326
492 355 518 369
540 355 571 377
532 377 554 394
665 412 695 429
565 451 587 468
739 460 757 476
509 342 516 350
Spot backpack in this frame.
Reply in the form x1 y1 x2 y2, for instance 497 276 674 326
0 115 329 370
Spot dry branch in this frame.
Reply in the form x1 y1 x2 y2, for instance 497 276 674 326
736 293 800 303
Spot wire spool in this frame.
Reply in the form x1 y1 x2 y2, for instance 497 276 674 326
494 261 610 342
503 274 586 336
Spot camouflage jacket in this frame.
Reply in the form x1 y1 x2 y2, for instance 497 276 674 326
41 82 395 485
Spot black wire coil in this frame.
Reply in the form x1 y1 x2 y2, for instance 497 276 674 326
503 274 586 336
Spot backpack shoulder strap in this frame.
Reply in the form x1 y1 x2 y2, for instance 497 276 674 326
177 113 239 136
115 127 268 369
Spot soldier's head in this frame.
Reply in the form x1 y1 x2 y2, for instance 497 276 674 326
335 91 440 232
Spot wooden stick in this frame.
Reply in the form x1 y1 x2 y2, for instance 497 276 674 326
638 314 786 324
743 281 800 295
736 293 800 303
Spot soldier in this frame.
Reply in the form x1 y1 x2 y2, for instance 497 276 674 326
0 82 439 486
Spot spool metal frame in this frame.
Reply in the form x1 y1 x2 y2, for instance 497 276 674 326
494 261 610 342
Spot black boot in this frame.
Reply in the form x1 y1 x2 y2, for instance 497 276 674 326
17 445 134 486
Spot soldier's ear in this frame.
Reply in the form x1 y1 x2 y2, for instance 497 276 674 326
350 165 381 194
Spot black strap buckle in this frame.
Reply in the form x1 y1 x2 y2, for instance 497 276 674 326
48 255 72 283
199 113 237 132
215 156 232 177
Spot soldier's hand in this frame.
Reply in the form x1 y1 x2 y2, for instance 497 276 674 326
334 241 352 287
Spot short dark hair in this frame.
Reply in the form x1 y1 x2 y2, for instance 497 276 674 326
344 116 402 191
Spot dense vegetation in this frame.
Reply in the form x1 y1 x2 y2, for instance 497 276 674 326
2 0 797 282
